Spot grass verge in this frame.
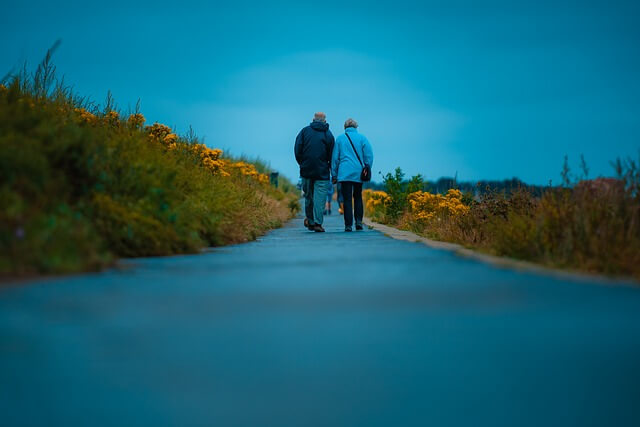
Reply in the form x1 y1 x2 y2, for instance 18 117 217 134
0 49 299 277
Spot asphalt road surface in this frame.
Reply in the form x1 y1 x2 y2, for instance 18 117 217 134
2 205 640 426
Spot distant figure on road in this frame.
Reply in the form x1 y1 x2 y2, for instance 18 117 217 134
331 118 374 232
295 112 335 232
324 181 333 216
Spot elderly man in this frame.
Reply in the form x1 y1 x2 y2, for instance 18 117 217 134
294 112 335 232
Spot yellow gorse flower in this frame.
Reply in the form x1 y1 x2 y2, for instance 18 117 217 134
144 125 270 184
104 110 120 126
188 145 270 184
146 122 172 139
229 161 258 177
74 107 98 125
363 189 391 212
163 133 178 144
408 188 469 223
127 113 145 128
163 132 178 150
191 144 229 176
145 123 183 152
229 161 271 184
258 174 270 185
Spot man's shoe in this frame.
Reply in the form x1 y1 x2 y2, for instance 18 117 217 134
304 218 314 230
355 224 363 231
313 224 325 232
345 226 352 232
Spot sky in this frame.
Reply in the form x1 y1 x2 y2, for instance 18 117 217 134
2 0 639 184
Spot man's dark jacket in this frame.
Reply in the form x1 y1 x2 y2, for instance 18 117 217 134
294 120 335 180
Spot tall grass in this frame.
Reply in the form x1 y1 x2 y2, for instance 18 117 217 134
0 47 299 276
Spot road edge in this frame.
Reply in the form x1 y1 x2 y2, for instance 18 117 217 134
363 218 638 287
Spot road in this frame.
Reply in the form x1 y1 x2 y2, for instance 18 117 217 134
1 204 640 426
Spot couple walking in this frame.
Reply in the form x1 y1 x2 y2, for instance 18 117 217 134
294 112 374 232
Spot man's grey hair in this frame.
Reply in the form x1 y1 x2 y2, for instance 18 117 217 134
344 118 358 129
313 112 326 122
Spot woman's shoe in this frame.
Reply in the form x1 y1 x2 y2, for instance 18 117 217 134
304 218 314 230
345 226 352 232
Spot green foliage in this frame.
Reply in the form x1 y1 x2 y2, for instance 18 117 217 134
0 49 294 276
382 168 406 219
382 167 424 220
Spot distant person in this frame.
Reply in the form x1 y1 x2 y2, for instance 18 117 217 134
324 182 333 216
331 118 373 231
337 182 344 215
295 112 335 232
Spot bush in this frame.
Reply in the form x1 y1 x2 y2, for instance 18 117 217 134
371 168 424 221
0 49 298 276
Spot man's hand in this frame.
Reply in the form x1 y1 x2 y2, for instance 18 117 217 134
332 177 337 184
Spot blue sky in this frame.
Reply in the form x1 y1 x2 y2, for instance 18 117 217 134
2 0 639 184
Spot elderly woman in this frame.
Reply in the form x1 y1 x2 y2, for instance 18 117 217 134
331 118 374 231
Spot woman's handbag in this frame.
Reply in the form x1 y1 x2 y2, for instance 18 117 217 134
345 133 371 182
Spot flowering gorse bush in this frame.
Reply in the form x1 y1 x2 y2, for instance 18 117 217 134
365 190 391 211
408 188 470 223
74 107 97 125
187 144 270 183
104 110 120 127
363 189 391 221
229 161 271 184
145 122 175 146
127 113 145 129
140 123 270 183
190 144 229 176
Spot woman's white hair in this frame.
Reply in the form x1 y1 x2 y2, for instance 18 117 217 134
344 118 358 129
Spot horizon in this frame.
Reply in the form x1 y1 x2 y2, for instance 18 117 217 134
2 0 639 185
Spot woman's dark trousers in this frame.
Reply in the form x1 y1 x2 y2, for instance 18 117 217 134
340 181 363 227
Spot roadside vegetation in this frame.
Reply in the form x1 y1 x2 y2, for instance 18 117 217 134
364 158 640 280
0 48 299 277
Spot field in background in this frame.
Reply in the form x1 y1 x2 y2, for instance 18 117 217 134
0 49 299 277
365 162 640 280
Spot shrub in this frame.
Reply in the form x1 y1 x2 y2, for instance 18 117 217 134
407 189 469 224
0 49 298 276
377 168 424 220
362 189 391 222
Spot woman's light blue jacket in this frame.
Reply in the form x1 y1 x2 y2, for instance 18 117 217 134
331 127 374 183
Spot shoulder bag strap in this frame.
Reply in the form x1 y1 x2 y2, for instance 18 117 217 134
345 133 363 167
